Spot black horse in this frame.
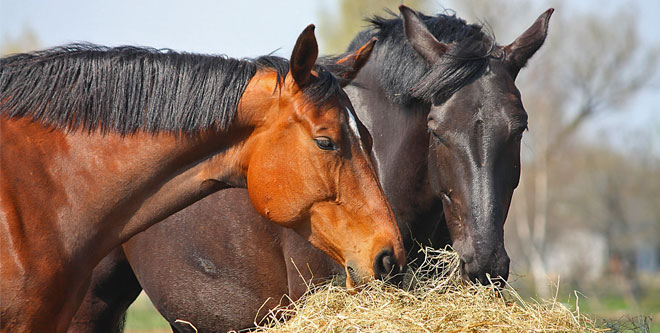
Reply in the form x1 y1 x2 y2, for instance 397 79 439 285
70 6 552 332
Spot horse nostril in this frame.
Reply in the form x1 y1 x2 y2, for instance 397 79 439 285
460 253 475 267
459 252 510 288
346 265 357 284
374 248 399 280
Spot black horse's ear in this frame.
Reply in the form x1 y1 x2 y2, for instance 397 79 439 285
334 37 377 87
504 8 554 78
400 5 450 65
290 24 319 87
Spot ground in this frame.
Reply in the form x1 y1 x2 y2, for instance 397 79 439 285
123 276 660 332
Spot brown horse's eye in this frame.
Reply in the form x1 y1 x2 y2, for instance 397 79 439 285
314 137 336 151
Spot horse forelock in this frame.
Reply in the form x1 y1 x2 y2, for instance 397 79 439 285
254 56 344 110
348 9 497 106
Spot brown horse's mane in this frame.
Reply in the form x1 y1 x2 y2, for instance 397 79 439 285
347 9 497 106
0 44 342 135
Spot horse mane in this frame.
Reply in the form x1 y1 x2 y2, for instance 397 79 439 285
347 9 496 106
0 44 342 134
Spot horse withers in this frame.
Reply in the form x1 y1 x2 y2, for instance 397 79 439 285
0 26 404 332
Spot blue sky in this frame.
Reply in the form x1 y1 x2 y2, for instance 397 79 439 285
2 0 658 154
0 0 331 57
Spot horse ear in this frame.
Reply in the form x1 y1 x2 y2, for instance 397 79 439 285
399 5 450 65
334 37 377 87
290 24 319 87
504 8 554 78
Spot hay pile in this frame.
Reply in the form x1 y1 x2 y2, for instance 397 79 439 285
256 248 602 332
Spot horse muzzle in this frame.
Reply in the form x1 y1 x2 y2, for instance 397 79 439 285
459 245 510 287
345 247 405 290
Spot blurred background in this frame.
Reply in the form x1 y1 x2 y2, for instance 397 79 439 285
3 0 659 330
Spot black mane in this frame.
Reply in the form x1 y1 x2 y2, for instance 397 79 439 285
0 44 342 134
348 9 496 105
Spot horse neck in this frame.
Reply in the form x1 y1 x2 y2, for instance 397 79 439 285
76 70 282 257
233 70 284 128
2 114 260 270
345 59 442 242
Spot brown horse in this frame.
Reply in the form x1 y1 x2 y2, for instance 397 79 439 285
71 6 553 332
0 26 405 332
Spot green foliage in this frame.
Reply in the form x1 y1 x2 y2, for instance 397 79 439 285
1 26 40 55
316 0 433 54
124 294 170 331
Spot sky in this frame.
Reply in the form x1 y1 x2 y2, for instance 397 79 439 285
0 0 331 58
567 0 660 155
1 0 658 154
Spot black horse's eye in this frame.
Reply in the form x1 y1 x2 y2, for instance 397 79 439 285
429 130 448 147
314 137 336 151
513 127 527 142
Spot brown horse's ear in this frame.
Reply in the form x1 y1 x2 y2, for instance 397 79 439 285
290 24 319 87
334 37 377 86
400 5 450 65
504 8 554 78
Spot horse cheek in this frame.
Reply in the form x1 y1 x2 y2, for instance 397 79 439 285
245 146 298 227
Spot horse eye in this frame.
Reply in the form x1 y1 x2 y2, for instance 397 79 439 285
429 129 448 147
314 137 336 151
512 127 526 142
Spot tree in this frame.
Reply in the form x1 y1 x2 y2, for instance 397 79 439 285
1 26 40 55
316 0 432 54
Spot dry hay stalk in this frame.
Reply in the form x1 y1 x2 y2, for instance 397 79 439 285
255 247 603 332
